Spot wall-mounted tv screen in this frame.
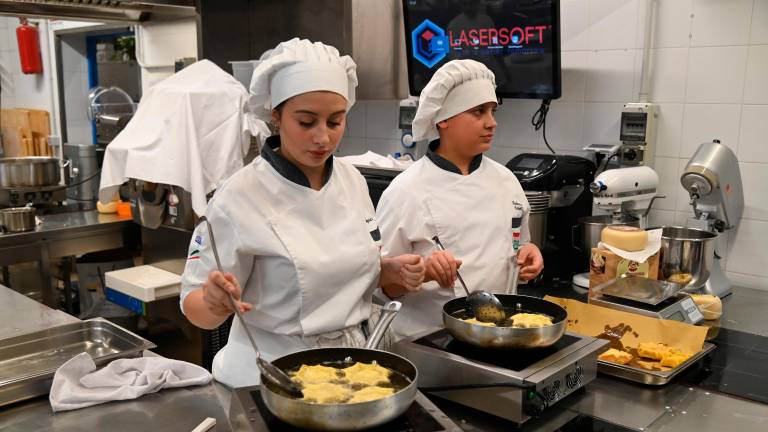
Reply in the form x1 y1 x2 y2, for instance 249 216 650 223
402 0 562 99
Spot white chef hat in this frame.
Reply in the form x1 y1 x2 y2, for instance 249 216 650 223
412 59 497 141
248 38 358 121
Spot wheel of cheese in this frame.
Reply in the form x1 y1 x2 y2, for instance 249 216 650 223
601 225 648 251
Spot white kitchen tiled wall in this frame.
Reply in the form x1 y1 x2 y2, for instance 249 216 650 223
343 0 768 290
752 0 768 44
0 17 54 113
685 46 748 104
738 104 768 163
690 0 753 47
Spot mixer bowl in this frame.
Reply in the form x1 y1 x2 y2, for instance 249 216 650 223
651 226 716 290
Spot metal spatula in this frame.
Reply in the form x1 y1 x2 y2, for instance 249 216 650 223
432 236 506 325
200 217 303 398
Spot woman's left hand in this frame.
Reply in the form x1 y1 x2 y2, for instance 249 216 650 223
517 243 544 281
381 254 426 292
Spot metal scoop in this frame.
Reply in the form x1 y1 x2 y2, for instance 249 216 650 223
200 217 303 398
432 236 506 325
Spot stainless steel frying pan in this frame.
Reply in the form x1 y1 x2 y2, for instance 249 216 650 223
442 294 567 349
261 302 418 431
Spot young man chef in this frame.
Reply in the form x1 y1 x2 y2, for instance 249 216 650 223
180 39 425 387
376 59 544 340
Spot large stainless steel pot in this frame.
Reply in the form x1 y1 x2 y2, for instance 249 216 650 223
0 157 61 188
261 302 418 431
443 294 567 349
651 226 716 289
0 207 36 232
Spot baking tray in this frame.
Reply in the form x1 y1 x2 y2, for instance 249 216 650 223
0 318 155 406
595 277 684 305
597 342 715 385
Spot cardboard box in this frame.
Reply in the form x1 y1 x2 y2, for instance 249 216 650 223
589 247 659 288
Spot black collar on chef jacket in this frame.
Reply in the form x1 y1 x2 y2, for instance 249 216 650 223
426 139 483 175
261 135 334 188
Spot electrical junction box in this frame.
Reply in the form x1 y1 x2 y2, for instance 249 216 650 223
619 102 657 167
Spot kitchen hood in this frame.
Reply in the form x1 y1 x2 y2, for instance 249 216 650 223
0 0 196 23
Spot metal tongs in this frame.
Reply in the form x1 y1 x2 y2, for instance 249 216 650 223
199 216 303 398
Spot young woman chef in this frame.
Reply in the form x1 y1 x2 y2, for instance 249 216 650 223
375 59 544 340
180 39 425 387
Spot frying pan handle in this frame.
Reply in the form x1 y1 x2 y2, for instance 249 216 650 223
365 301 401 349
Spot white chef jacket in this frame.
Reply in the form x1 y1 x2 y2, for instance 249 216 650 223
376 142 530 340
180 136 383 387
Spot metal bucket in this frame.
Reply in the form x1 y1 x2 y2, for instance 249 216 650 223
651 226 716 289
0 157 61 188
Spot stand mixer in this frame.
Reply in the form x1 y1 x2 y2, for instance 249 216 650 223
589 165 660 227
570 166 659 289
680 139 743 298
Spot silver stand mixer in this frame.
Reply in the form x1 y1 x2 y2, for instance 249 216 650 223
680 140 744 298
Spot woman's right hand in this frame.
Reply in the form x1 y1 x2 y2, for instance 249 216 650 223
202 271 253 317
425 250 462 288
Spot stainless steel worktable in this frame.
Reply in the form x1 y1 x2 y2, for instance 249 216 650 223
0 283 79 340
0 211 135 307
0 284 766 432
0 284 233 432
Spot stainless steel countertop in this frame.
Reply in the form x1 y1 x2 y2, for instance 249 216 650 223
0 211 133 247
0 284 766 431
0 283 79 340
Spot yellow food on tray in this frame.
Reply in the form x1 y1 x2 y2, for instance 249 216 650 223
291 364 340 384
509 313 553 328
634 342 693 370
660 351 692 368
301 383 353 404
347 386 395 403
462 317 496 327
636 342 671 361
636 360 668 371
342 362 391 386
598 348 633 365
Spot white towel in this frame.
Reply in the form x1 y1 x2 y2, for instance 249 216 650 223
50 352 212 412
337 151 414 170
98 59 252 216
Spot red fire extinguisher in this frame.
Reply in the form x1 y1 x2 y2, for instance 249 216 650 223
16 18 43 75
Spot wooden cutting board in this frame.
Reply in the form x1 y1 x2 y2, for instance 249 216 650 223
1 108 51 157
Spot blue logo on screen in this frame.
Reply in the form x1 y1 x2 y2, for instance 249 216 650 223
411 19 449 68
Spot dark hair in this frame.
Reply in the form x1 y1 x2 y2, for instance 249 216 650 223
270 101 287 135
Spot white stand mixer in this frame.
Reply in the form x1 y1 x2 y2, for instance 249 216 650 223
589 166 660 227
571 166 660 289
680 140 744 298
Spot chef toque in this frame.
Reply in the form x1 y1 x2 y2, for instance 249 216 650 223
411 59 497 141
248 38 358 121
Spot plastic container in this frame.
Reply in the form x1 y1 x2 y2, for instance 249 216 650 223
229 60 257 88
116 201 131 217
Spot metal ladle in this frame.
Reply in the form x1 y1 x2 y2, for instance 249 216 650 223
432 236 506 325
199 217 303 398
